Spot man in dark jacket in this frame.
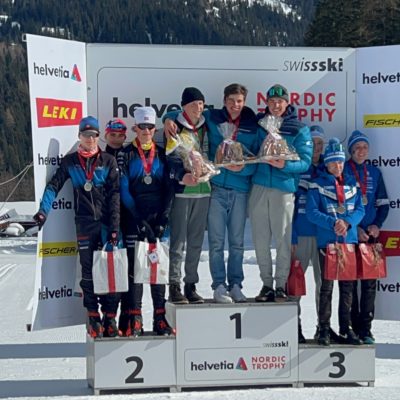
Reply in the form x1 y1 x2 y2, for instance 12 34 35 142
33 116 121 338
104 118 127 157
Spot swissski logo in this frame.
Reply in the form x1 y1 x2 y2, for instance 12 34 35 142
36 98 83 128
33 62 82 82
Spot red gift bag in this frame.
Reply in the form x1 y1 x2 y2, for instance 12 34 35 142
324 243 357 281
357 242 387 279
286 259 306 296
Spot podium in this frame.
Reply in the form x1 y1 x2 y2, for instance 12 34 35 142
87 301 375 394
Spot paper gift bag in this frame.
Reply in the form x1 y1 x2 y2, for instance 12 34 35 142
286 259 306 296
357 242 387 279
324 243 357 281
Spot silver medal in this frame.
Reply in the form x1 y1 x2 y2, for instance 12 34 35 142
143 175 152 185
84 181 93 191
362 195 368 206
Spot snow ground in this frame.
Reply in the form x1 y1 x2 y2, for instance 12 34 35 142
0 202 400 399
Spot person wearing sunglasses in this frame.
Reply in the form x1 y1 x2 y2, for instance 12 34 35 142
117 106 174 337
33 116 121 339
345 130 389 344
306 138 365 346
250 84 312 304
104 118 127 157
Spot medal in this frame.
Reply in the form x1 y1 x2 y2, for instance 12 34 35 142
362 195 368 205
349 160 368 205
336 205 346 214
84 181 93 191
143 175 152 185
78 151 99 193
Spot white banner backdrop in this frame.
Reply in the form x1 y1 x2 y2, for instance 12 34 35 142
356 45 400 321
27 34 87 329
86 44 356 146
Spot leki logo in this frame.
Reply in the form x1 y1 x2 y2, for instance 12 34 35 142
36 98 83 128
236 357 248 371
33 62 82 82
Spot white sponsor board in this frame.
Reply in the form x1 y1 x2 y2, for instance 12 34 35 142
356 45 400 321
173 302 298 386
27 34 87 329
86 44 356 145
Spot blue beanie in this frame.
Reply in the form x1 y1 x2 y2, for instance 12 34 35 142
324 138 346 165
79 116 100 133
347 130 369 153
310 125 324 139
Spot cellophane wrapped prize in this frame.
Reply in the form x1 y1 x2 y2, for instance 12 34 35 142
258 115 300 161
166 133 219 182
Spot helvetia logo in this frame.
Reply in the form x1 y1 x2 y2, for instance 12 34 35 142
33 62 82 82
283 57 343 72
36 98 83 128
236 357 248 371
38 285 73 300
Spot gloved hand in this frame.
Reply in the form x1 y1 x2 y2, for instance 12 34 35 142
140 220 156 243
154 225 166 239
108 231 119 247
33 211 47 230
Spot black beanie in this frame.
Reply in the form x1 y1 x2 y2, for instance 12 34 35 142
181 87 205 106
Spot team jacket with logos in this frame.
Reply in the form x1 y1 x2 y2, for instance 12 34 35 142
292 156 325 244
38 151 120 233
344 160 389 230
118 143 173 225
252 105 313 193
306 169 365 248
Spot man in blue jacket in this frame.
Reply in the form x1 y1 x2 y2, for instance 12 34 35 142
345 130 389 344
249 84 312 303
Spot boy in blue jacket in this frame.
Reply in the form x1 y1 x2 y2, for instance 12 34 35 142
306 138 365 346
345 130 389 344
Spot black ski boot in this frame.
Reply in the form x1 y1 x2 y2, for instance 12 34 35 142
87 311 104 339
153 308 174 336
103 313 120 338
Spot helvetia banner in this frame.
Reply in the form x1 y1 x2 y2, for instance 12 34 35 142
356 45 400 321
27 34 87 329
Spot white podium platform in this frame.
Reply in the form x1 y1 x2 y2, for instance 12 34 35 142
87 301 375 394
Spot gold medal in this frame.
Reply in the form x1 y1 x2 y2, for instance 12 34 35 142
336 205 346 214
84 181 93 191
362 195 368 205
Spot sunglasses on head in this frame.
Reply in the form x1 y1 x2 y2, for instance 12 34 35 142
137 123 155 130
106 121 127 132
268 87 285 97
80 130 100 138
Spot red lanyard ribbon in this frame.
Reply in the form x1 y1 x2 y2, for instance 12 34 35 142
228 114 241 141
349 160 367 197
135 139 155 175
335 175 345 206
78 152 99 182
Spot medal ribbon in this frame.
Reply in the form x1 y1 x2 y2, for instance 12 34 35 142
78 152 99 182
135 138 155 175
335 175 345 208
182 111 199 138
349 159 367 197
228 114 241 141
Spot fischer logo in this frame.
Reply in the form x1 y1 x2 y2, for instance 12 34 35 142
38 285 73 300
363 114 400 128
36 98 83 128
283 57 343 72
113 97 215 119
33 62 82 82
39 242 78 258
361 71 400 85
